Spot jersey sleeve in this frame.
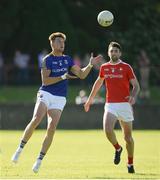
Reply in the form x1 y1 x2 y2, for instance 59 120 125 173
41 57 51 70
68 56 75 67
99 65 104 78
127 65 136 80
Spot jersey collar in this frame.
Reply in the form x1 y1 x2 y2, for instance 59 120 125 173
108 59 122 65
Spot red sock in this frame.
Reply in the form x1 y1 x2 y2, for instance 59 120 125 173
128 157 133 165
113 143 121 150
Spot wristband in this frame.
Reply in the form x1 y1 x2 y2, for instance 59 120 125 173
88 63 93 68
61 74 67 80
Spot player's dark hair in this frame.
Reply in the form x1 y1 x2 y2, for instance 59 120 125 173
108 42 121 51
49 32 66 41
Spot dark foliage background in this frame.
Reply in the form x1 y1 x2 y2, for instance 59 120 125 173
0 0 160 64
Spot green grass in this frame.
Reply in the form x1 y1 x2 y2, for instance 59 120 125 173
0 85 160 104
0 130 160 179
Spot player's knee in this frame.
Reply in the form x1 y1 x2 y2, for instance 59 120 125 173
48 121 57 131
105 128 114 139
105 125 113 134
106 130 113 135
31 115 42 127
124 136 133 143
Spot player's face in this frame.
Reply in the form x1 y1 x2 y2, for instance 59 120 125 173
108 47 121 62
50 37 65 53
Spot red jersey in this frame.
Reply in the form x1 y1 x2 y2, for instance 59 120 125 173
99 60 136 103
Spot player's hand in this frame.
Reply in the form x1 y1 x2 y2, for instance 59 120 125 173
125 96 136 105
84 101 91 112
89 53 103 66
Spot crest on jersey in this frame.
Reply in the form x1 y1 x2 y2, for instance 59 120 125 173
64 60 68 64
59 60 63 66
111 67 115 73
40 94 43 98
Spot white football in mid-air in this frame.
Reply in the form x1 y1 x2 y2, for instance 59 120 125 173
97 10 114 27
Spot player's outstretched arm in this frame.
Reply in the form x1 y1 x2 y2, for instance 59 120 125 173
84 76 104 112
70 53 102 79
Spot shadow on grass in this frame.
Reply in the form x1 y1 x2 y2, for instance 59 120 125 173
93 172 160 179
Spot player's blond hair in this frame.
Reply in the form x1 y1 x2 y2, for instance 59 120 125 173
49 32 66 41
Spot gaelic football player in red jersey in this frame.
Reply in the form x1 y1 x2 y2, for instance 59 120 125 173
84 42 140 173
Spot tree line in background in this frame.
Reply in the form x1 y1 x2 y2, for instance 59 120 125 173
0 0 160 84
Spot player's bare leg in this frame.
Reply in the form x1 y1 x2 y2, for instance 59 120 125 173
22 102 47 142
11 102 47 163
103 112 117 144
41 109 61 153
120 120 135 173
32 109 62 173
103 111 123 165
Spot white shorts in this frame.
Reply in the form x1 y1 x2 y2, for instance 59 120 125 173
104 102 134 122
36 90 66 111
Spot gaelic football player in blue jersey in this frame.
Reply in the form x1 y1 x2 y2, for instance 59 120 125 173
11 32 102 173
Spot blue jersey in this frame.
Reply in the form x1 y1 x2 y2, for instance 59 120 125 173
40 54 75 97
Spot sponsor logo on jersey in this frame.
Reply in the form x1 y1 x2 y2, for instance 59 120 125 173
104 74 123 79
104 68 109 71
52 62 58 65
52 68 67 73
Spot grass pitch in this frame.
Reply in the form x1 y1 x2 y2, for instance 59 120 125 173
0 130 160 179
